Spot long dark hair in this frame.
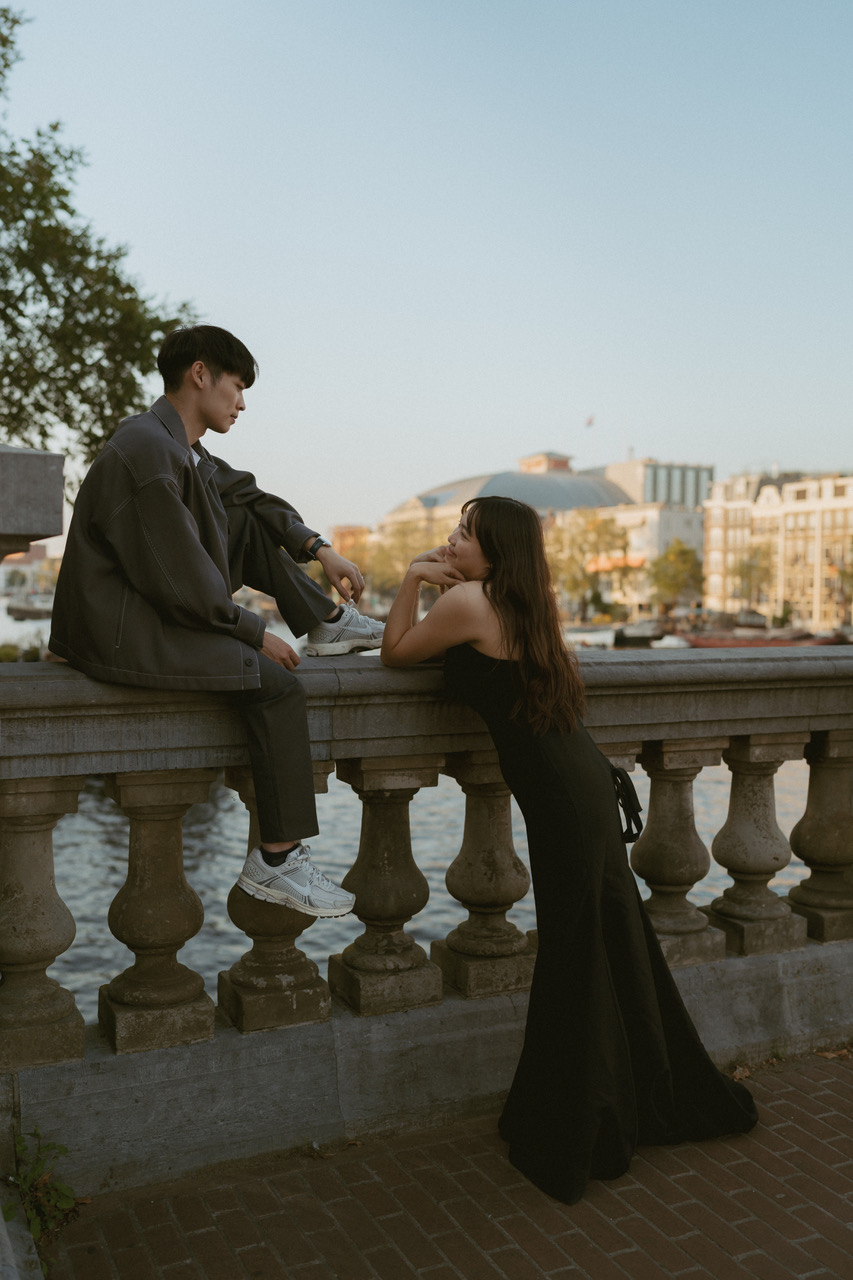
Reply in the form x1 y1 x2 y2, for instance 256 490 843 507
463 495 585 735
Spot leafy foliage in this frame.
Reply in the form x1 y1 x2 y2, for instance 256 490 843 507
734 542 773 608
646 538 704 609
0 7 194 467
545 509 630 619
1 1127 88 1275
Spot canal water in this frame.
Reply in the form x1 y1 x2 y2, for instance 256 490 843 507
1 613 811 1024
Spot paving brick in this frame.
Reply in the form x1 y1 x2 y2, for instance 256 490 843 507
431 1229 510 1280
551 1230 636 1279
378 1211 447 1269
413 1166 466 1205
99 1209 143 1252
60 1213 105 1246
442 1195 512 1251
489 1245 566 1280
143 1223 191 1268
672 1172 756 1225
198 1187 243 1215
557 1199 635 1253
674 1233 758 1280
422 1141 476 1174
325 1194 387 1250
619 1215 699 1273
675 1199 762 1260
234 1179 283 1219
362 1243 420 1279
499 1183 576 1235
451 1167 525 1219
308 1225 376 1278
279 1191 337 1234
498 1213 573 1271
300 1163 352 1204
739 1252 803 1280
360 1154 414 1188
113 1244 159 1280
784 1173 853 1223
389 1182 458 1236
62 1243 117 1280
729 1186 815 1239
679 1146 752 1191
737 1216 834 1273
614 1185 694 1239
416 1269 464 1280
797 1231 853 1278
470 1150 530 1191
625 1154 697 1207
158 1263 204 1279
261 1210 320 1266
350 1178 402 1217
169 1195 215 1234
790 1203 853 1253
132 1199 173 1230
179 1229 240 1280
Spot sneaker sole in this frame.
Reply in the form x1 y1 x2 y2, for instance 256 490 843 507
237 873 355 917
305 637 383 656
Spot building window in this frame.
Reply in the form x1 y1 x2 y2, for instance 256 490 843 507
795 488 807 500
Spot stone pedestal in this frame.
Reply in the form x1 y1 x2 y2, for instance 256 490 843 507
100 769 217 1052
789 731 853 940
329 757 443 1016
0 777 86 1068
431 752 534 997
705 735 808 955
632 740 728 966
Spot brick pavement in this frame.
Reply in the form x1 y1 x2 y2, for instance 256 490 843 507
43 1049 853 1280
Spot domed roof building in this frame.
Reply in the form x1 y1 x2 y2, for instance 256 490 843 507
383 453 633 534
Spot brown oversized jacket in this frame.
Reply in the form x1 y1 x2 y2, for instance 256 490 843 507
50 397 319 691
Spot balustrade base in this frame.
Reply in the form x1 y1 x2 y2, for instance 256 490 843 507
98 988 215 1054
703 906 808 956
0 1010 85 1070
656 925 727 968
327 954 443 1016
430 939 535 998
217 972 331 1033
788 899 853 942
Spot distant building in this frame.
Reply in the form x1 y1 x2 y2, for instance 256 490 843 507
703 472 853 629
378 452 712 613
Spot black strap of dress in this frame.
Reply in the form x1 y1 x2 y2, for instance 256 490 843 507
610 765 644 843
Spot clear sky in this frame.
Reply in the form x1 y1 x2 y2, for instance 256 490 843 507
4 0 851 537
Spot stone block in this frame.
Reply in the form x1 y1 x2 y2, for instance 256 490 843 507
430 939 535 997
703 906 808 956
98 988 215 1054
0 444 63 540
0 1009 84 1071
327 953 443 1016
788 898 853 942
657 926 727 968
217 971 331 1033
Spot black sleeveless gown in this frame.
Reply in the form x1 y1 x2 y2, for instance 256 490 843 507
444 643 758 1205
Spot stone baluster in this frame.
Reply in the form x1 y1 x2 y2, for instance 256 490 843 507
631 739 728 965
788 730 853 940
0 777 86 1068
431 752 534 997
328 755 444 1016
218 765 332 1031
99 769 218 1053
705 735 809 954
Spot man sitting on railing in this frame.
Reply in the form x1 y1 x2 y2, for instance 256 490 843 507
50 324 379 920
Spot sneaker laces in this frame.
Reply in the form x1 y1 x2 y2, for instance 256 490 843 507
285 843 342 891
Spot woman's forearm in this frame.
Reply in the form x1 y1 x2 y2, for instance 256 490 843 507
380 569 422 664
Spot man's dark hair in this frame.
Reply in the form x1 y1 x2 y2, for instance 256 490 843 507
157 325 259 392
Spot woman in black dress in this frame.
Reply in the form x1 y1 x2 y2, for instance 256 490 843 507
381 495 757 1205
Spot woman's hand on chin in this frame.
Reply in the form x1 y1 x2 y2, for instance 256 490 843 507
407 560 466 589
410 545 450 564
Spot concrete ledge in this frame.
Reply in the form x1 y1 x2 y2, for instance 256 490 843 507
8 939 853 1196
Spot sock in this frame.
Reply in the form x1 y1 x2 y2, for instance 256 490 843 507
260 842 300 867
326 605 344 624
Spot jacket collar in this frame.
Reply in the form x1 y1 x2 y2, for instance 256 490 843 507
150 396 217 483
151 395 192 449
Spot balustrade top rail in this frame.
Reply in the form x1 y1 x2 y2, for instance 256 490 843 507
2 647 853 780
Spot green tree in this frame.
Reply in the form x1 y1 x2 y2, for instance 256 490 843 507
545 509 630 620
0 7 194 468
367 518 434 597
646 538 704 612
734 542 773 608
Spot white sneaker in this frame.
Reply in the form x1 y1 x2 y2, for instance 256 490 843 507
237 844 355 917
305 602 385 656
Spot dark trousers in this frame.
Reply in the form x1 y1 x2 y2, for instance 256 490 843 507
226 511 328 843
226 502 331 637
234 653 319 844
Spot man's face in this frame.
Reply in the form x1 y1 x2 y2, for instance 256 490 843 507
197 368 246 437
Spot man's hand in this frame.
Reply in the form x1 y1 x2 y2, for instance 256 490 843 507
315 546 365 603
262 631 301 670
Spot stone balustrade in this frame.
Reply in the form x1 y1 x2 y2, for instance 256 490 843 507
2 646 853 1076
